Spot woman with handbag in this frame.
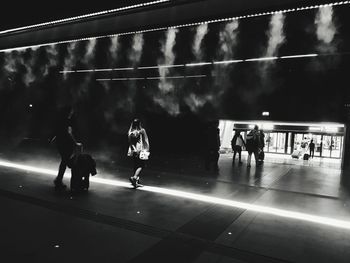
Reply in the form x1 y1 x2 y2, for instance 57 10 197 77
127 118 150 188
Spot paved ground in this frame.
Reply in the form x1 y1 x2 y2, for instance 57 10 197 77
0 150 349 263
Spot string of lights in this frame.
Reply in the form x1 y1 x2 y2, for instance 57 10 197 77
0 1 349 53
0 0 171 35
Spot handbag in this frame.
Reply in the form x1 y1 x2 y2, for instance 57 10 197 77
139 150 150 160
139 132 150 160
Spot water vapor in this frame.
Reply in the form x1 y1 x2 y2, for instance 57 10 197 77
192 24 208 61
315 6 338 53
128 33 144 66
155 28 180 115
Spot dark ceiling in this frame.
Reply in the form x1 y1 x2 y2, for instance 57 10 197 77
0 0 336 50
1 0 333 31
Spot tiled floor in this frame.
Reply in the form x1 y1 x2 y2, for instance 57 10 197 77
0 151 349 262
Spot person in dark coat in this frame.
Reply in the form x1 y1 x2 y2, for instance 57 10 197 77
231 130 246 165
51 106 81 189
246 125 260 168
204 120 221 171
309 139 315 158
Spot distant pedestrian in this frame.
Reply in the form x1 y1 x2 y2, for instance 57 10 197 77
127 119 150 188
231 130 245 165
246 125 260 168
204 120 221 172
51 106 81 189
258 130 265 164
309 139 315 158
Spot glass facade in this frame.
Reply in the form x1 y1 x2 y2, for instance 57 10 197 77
219 120 345 159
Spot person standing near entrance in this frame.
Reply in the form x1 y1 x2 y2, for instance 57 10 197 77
246 125 260 168
309 139 315 158
231 130 245 165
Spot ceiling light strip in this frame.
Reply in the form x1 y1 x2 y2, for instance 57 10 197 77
1 1 349 53
0 0 170 35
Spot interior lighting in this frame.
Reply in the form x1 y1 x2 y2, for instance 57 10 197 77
1 159 350 230
309 126 322 131
324 126 339 133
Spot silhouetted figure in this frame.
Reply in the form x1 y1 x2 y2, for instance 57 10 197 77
204 121 220 171
258 130 265 164
70 144 97 193
127 119 150 188
246 125 260 168
51 106 81 189
309 139 315 158
231 130 245 165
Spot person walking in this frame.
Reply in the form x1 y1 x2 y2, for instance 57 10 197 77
127 119 150 188
231 130 245 165
51 106 81 189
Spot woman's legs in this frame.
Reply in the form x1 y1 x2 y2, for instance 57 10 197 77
130 157 144 187
247 152 252 167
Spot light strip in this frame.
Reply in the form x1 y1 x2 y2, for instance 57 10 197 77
138 64 184 70
0 0 170 35
227 120 345 128
59 70 76 73
112 67 134 71
1 159 350 230
245 56 279 62
213 59 244 65
59 53 326 75
1 1 349 53
280 54 319 59
185 62 212 67
94 68 113 72
76 69 95 73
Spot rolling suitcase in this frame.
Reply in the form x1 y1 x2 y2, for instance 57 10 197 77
303 153 309 160
291 150 301 159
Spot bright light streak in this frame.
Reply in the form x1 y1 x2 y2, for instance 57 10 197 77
0 0 170 35
309 126 322 131
1 159 350 230
112 67 134 71
185 62 212 67
94 68 113 72
59 70 76 73
280 54 318 59
76 69 94 73
245 57 279 62
138 64 184 69
324 126 339 133
213 60 244 65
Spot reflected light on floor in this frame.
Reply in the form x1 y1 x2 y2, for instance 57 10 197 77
1 159 350 230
